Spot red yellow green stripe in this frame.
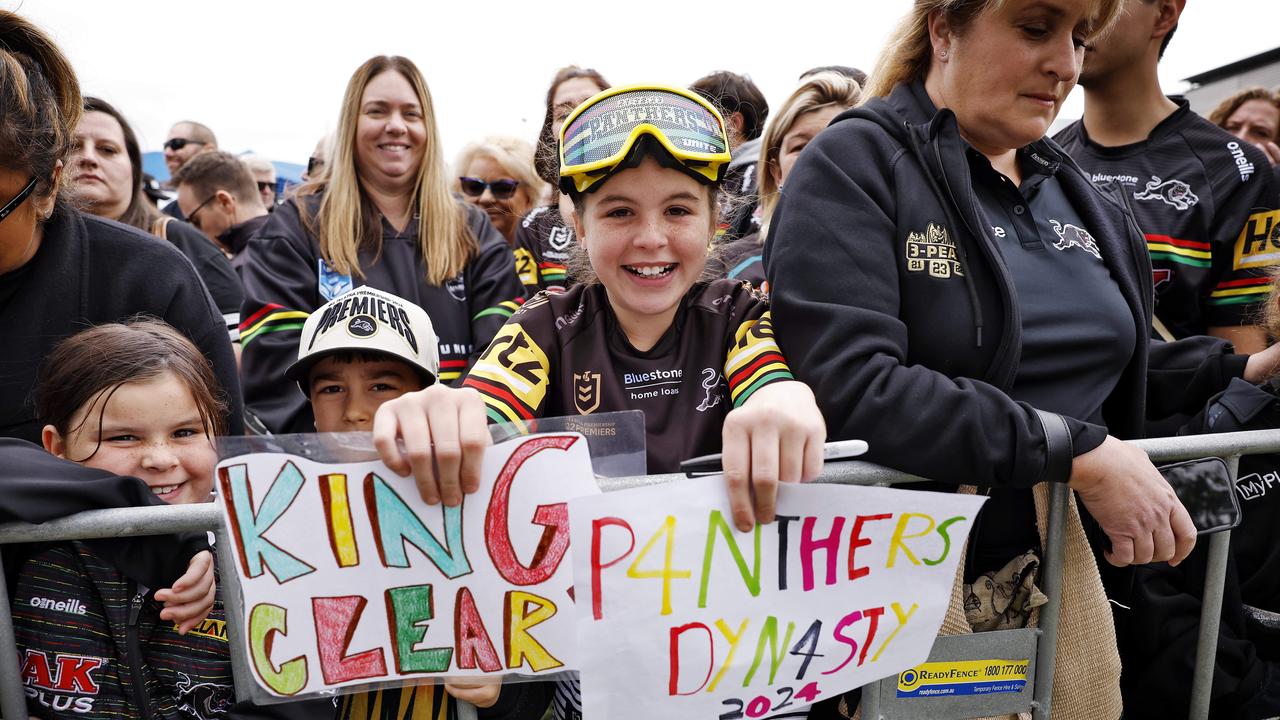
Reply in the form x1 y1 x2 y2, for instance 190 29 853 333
473 299 524 321
240 304 310 346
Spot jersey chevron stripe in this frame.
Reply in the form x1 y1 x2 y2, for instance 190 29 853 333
473 299 524 321
1215 277 1272 289
730 362 792 404
728 351 790 391
241 320 308 346
1149 250 1212 268
1144 233 1210 251
725 332 782 373
734 370 795 406
1208 294 1264 306
464 376 535 421
240 302 283 330
1146 241 1211 260
1211 285 1271 298
241 309 309 338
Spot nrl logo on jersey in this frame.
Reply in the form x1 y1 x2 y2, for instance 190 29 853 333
905 222 963 279
1132 176 1199 211
574 370 602 414
548 225 574 252
1049 220 1102 260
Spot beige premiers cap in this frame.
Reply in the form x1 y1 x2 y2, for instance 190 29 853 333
285 286 440 386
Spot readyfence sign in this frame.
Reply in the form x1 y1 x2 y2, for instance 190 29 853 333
216 433 599 697
569 478 987 719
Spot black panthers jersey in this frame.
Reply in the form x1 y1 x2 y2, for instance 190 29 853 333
1056 101 1280 338
463 280 794 473
512 205 575 298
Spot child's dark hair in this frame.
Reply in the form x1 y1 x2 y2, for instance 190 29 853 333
304 350 431 392
34 319 228 461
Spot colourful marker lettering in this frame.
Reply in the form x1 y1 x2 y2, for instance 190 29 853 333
504 591 563 672
668 622 714 696
248 603 306 695
887 513 936 568
589 517 635 620
219 463 315 583
365 472 471 577
800 516 845 591
627 516 692 616
454 587 502 671
743 616 795 687
385 585 452 673
319 473 359 567
312 595 387 684
699 510 761 608
485 435 578 585
708 618 749 692
871 602 918 662
848 513 893 580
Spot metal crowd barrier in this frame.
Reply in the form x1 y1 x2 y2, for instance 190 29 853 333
0 427 1276 720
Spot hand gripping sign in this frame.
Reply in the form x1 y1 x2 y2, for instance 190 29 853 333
569 478 987 720
216 433 599 698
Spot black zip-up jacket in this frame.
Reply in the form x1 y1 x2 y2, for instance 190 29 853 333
766 80 1246 492
0 438 208 592
0 205 243 443
239 194 523 433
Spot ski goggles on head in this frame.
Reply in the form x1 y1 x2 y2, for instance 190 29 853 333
559 84 731 194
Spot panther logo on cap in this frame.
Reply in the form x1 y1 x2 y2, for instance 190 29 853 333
347 315 377 338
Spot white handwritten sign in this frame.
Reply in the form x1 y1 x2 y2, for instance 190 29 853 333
569 478 986 719
216 433 598 697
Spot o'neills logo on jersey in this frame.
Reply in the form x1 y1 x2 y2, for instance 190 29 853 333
905 222 963 279
308 292 418 353
1227 141 1256 182
28 596 87 615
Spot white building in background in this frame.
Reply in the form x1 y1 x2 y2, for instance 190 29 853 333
1183 46 1280 117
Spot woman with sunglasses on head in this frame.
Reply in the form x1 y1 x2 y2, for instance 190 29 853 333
239 55 524 434
763 0 1280 715
512 65 611 298
372 84 829 720
453 136 546 245
70 97 244 350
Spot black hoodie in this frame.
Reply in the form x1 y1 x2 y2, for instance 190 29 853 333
767 79 1245 489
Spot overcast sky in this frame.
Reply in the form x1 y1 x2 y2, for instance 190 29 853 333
8 0 1277 168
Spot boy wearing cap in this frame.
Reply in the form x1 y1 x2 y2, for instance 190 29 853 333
289 286 516 717
287 286 440 432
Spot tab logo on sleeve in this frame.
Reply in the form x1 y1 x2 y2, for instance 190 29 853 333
896 659 1028 698
1233 210 1280 270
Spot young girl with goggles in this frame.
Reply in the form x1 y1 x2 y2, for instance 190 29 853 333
370 84 829 717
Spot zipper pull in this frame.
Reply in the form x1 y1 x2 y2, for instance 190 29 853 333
128 592 144 626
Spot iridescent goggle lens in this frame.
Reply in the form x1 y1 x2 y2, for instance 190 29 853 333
559 85 731 193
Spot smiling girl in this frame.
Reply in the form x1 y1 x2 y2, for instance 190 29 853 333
13 320 235 718
371 84 829 720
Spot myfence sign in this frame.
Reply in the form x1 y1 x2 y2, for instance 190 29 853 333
569 478 987 720
216 433 598 697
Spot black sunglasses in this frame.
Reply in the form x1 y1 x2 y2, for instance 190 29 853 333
459 177 520 200
257 180 277 194
163 137 206 152
186 194 218 229
306 156 324 176
0 176 39 224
